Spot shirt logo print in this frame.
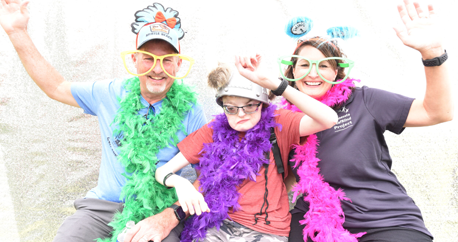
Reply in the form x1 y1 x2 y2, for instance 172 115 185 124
339 107 349 113
334 107 353 132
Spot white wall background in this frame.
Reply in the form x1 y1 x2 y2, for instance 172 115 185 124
0 0 457 241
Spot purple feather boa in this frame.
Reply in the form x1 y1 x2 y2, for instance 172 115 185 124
180 104 279 241
281 78 366 241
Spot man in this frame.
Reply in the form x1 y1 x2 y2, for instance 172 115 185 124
0 1 206 242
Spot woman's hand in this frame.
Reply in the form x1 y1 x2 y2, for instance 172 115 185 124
174 178 210 216
393 0 443 58
234 54 281 91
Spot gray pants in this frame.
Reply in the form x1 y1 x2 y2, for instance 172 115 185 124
201 219 288 242
53 198 183 242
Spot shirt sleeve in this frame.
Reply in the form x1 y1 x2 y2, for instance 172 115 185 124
362 86 414 134
178 122 214 164
71 80 114 116
274 109 305 178
185 104 208 135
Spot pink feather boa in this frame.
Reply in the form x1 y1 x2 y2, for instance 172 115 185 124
281 78 366 241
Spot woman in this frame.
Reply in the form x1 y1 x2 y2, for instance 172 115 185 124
282 1 452 242
155 60 338 241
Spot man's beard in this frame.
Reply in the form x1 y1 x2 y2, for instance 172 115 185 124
146 81 167 94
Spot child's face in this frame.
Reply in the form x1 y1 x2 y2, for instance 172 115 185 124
222 96 263 132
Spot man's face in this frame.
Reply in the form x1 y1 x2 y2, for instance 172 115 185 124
132 40 181 99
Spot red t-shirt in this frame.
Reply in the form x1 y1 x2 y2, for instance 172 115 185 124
177 109 305 237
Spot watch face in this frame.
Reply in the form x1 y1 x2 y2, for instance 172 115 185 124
175 206 186 221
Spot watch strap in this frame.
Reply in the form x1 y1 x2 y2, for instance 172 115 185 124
422 50 447 67
169 204 185 222
271 78 289 96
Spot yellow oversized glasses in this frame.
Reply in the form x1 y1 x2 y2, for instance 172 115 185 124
120 50 195 79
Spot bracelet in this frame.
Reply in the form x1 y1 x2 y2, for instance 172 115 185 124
163 172 175 187
271 78 289 96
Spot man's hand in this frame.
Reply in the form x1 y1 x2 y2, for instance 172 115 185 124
0 0 30 35
123 208 178 242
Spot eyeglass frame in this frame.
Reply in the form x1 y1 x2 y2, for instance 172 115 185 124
120 50 195 79
222 102 262 115
277 55 355 84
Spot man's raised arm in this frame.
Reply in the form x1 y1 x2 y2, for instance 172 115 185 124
1 0 78 107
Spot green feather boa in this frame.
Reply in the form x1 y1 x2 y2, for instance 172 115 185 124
98 77 197 242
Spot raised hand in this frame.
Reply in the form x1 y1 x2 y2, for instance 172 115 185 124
393 0 443 56
234 54 280 91
0 0 30 35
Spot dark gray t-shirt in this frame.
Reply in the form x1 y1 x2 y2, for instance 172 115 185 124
290 86 432 237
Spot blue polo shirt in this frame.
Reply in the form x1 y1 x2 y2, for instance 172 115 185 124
71 78 207 203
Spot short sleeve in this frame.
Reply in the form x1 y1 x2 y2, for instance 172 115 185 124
185 104 207 135
71 80 118 116
362 86 414 134
274 109 305 146
274 109 305 177
178 122 214 164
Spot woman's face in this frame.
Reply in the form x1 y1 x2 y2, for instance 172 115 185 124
222 96 262 132
293 45 337 99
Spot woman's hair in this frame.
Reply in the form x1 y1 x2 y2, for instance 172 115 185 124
207 63 232 90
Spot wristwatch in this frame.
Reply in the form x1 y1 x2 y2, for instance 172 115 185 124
169 204 186 222
422 50 447 66
271 78 289 96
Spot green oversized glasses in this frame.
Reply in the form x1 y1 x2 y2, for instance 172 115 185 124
121 50 195 79
277 55 355 84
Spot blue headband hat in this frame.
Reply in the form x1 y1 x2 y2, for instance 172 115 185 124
131 3 185 52
280 16 359 84
285 16 359 53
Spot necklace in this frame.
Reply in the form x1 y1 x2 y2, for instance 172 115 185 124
181 104 279 242
98 77 197 242
282 78 366 241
